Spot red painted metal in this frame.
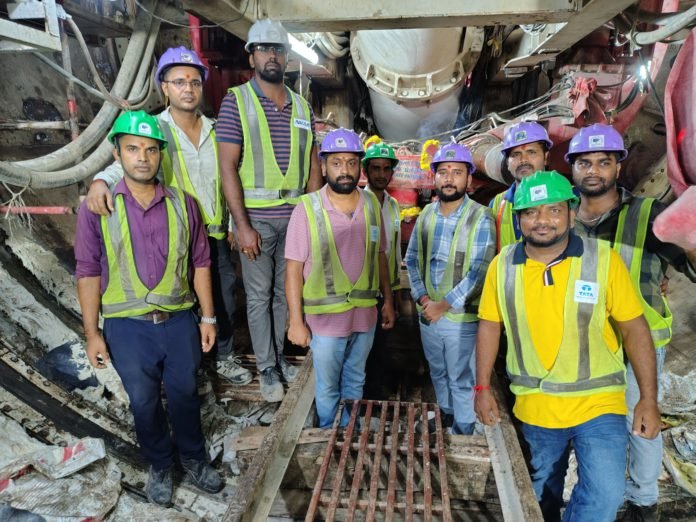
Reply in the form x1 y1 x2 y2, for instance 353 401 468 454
0 206 74 215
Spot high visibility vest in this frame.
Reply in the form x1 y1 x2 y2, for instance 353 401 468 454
100 187 194 318
614 198 673 348
160 122 226 239
497 239 626 396
365 187 401 290
415 199 486 322
230 83 313 208
301 190 381 315
492 191 519 252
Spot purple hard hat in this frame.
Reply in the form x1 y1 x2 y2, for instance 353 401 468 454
564 123 628 163
155 46 208 90
319 128 364 158
502 121 554 155
430 142 475 174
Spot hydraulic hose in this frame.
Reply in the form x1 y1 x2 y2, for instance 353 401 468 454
632 4 696 46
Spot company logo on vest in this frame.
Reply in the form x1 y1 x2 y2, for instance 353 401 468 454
574 280 599 304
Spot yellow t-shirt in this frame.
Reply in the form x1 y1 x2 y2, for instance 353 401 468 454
478 242 644 429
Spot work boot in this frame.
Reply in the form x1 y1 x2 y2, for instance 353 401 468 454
260 367 284 402
215 355 253 385
181 458 225 494
620 502 659 522
145 465 173 507
278 356 299 383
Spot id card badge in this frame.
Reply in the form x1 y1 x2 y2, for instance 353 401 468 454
370 225 379 243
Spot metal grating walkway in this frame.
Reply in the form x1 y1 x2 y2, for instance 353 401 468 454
306 400 452 521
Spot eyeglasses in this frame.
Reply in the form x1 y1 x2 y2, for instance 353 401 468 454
162 79 203 89
254 44 288 55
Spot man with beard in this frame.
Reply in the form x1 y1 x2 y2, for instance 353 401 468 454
217 19 322 402
85 47 252 387
475 171 660 522
284 128 395 428
405 142 495 435
491 121 553 251
75 111 224 506
362 142 402 397
567 124 696 521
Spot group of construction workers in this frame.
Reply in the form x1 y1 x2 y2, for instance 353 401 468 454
72 15 696 520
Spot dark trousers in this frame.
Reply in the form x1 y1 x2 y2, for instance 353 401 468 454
209 236 237 359
104 310 206 470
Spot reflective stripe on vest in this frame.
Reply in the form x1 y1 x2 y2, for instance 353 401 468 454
614 198 673 347
160 123 226 239
498 239 626 396
100 187 194 317
493 191 518 252
231 83 312 207
301 191 381 314
385 195 401 290
415 200 484 322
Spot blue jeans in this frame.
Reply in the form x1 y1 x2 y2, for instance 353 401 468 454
310 328 375 428
104 310 206 470
521 414 627 522
419 317 477 434
625 346 665 506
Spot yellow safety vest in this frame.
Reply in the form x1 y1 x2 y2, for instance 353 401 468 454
100 187 194 318
301 190 381 315
160 122 226 239
415 199 486 322
365 187 401 290
497 239 626 396
492 191 519 252
614 198 673 348
230 83 313 208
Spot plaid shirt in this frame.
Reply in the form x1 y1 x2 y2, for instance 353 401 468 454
405 197 496 310
574 187 696 314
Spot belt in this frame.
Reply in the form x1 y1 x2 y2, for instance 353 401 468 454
129 310 174 324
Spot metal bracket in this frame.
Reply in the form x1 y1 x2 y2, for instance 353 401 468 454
1 0 64 52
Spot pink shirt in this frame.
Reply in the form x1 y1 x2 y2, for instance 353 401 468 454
285 186 386 337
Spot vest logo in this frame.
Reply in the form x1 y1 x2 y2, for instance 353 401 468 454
293 118 311 131
589 135 605 148
514 130 527 142
180 53 193 63
335 137 347 148
370 225 379 243
445 149 456 159
530 184 548 201
138 123 152 135
574 280 599 304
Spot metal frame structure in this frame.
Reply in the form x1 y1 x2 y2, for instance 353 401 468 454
0 0 62 52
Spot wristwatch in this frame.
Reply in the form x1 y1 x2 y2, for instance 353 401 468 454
200 316 217 325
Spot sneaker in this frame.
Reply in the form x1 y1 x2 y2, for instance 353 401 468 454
278 356 299 383
181 458 224 494
260 367 284 402
145 465 173 507
621 503 658 522
215 356 253 385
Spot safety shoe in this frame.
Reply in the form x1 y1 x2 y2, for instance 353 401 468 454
181 458 225 494
620 502 658 522
278 356 299 383
260 367 284 402
145 465 173 507
215 356 253 385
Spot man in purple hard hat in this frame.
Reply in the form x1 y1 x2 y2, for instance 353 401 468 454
85 46 252 388
217 19 323 402
405 141 496 435
568 123 696 521
491 121 554 252
285 128 395 428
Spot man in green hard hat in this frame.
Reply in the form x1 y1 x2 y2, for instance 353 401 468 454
474 171 660 522
75 110 224 507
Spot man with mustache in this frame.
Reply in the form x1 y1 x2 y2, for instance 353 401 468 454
568 124 696 521
84 47 252 387
405 142 495 434
491 121 553 252
284 128 395 428
475 171 660 522
217 19 322 402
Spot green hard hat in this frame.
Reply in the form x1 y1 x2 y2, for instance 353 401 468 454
107 110 168 149
513 171 579 211
362 142 399 167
